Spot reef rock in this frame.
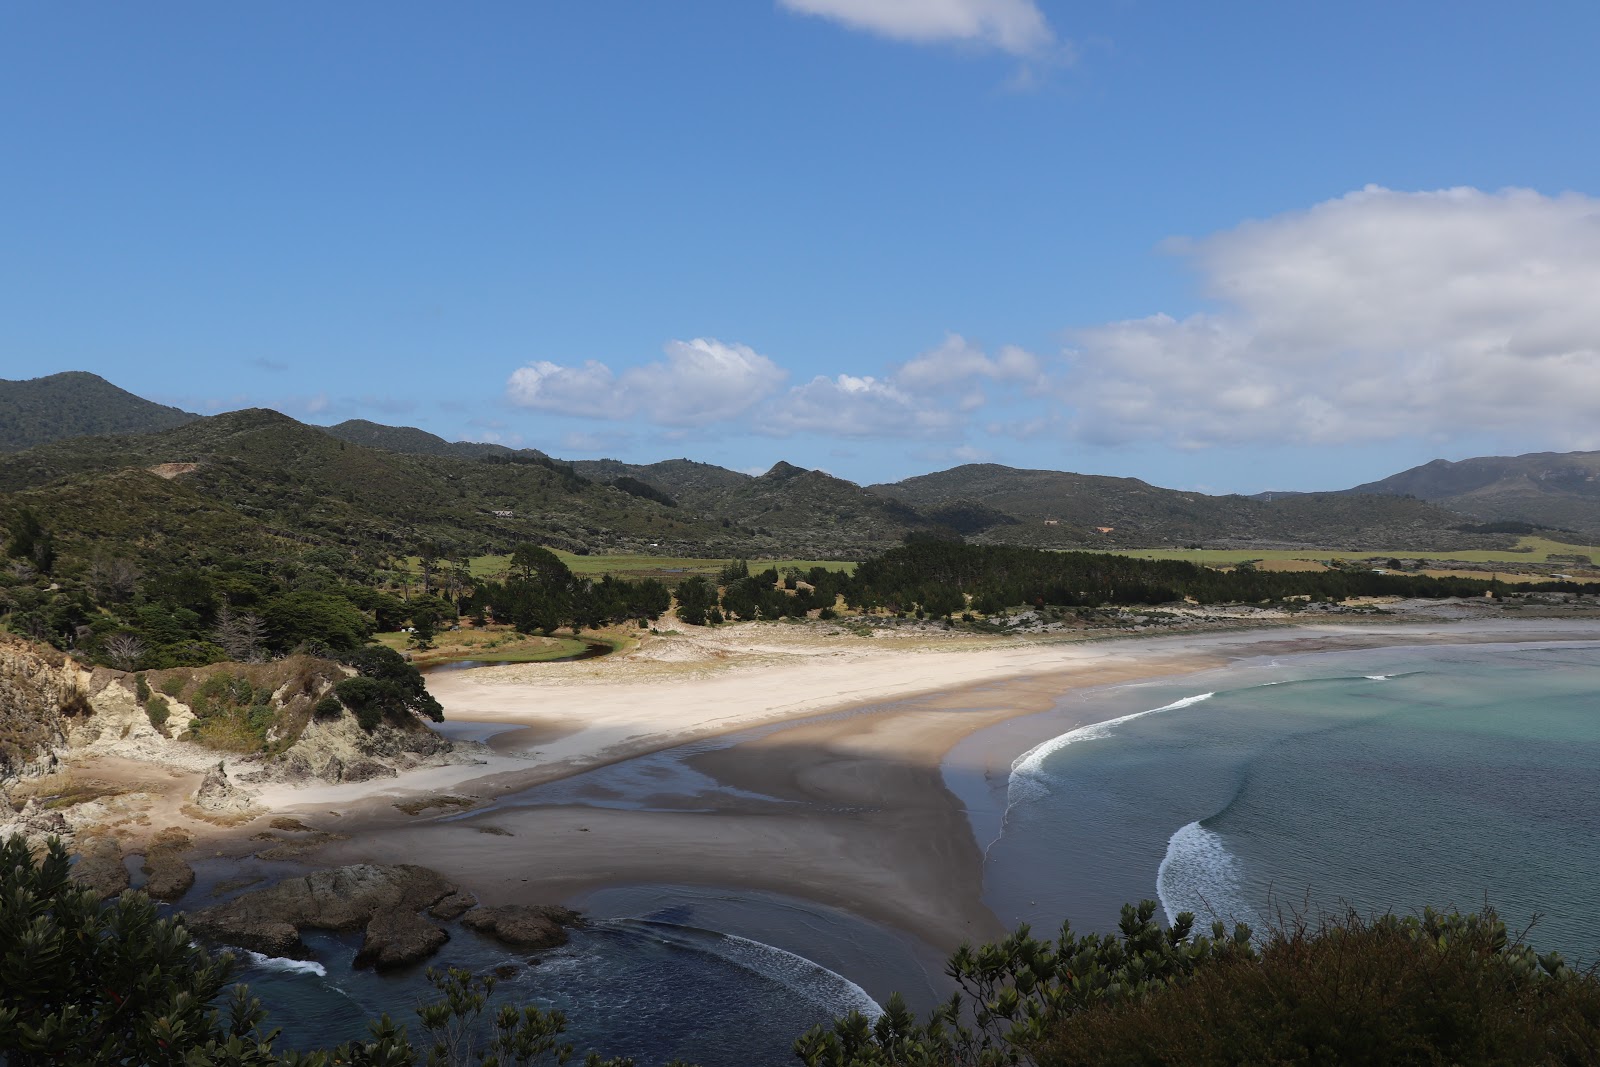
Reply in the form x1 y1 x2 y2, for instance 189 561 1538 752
186 863 459 961
461 904 581 951
354 909 450 971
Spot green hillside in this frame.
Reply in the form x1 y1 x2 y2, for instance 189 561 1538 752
1346 450 1600 536
322 418 523 461
0 371 198 452
871 463 1511 551
0 409 732 564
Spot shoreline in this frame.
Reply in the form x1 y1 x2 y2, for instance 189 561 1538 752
268 617 1600 957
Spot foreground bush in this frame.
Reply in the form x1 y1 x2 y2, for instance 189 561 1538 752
798 903 1600 1067
1037 908 1600 1066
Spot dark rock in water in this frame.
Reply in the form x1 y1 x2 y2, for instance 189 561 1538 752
428 890 478 920
461 904 580 950
491 964 520 980
70 836 129 900
186 863 458 959
142 828 195 902
355 909 449 971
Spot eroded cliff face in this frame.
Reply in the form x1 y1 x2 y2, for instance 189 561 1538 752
0 635 95 787
0 637 471 852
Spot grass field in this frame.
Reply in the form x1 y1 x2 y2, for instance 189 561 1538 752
374 627 591 667
400 538 1596 590
1093 536 1599 568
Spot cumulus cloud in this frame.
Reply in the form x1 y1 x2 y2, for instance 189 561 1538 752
507 338 786 426
778 0 1054 55
894 332 1044 393
769 374 959 437
1067 186 1600 449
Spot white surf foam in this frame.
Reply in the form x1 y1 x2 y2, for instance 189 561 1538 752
241 950 327 977
1156 820 1249 928
603 919 882 1019
1364 674 1392 681
1010 692 1216 801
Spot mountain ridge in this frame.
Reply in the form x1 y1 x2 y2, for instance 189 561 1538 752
5 369 1592 551
0 371 199 452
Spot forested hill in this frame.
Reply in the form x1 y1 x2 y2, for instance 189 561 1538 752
0 371 1566 552
0 409 735 564
0 410 925 563
1342 451 1600 537
0 371 198 452
868 463 1505 551
322 419 527 461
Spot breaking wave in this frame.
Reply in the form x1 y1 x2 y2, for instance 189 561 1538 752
595 919 882 1019
1155 820 1248 928
241 950 327 977
1007 692 1215 807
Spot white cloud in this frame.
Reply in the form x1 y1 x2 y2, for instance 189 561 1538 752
769 373 959 437
507 338 786 426
778 0 1054 55
893 332 1044 393
506 360 621 419
1067 186 1600 449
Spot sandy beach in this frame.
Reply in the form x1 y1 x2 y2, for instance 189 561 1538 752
256 615 1600 954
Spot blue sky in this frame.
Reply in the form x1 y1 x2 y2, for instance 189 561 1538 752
4 2 1599 492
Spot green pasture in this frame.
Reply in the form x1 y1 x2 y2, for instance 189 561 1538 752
1090 536 1598 567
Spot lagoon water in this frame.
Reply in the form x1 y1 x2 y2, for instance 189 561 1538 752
983 641 1600 965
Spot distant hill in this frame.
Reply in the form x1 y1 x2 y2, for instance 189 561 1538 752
0 409 730 564
573 457 940 555
1344 451 1600 537
0 377 1550 557
0 371 198 452
870 463 1503 551
322 419 526 461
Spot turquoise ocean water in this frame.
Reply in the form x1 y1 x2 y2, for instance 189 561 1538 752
980 640 1600 964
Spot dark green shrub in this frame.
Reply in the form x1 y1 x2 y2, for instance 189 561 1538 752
144 695 170 734
313 694 343 720
1037 908 1600 1066
134 673 150 703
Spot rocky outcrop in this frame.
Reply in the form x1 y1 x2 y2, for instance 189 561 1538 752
0 638 467 832
0 637 80 787
70 835 130 900
461 904 581 951
186 863 460 962
140 827 195 902
244 709 467 787
190 762 256 817
428 890 478 920
354 910 450 971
